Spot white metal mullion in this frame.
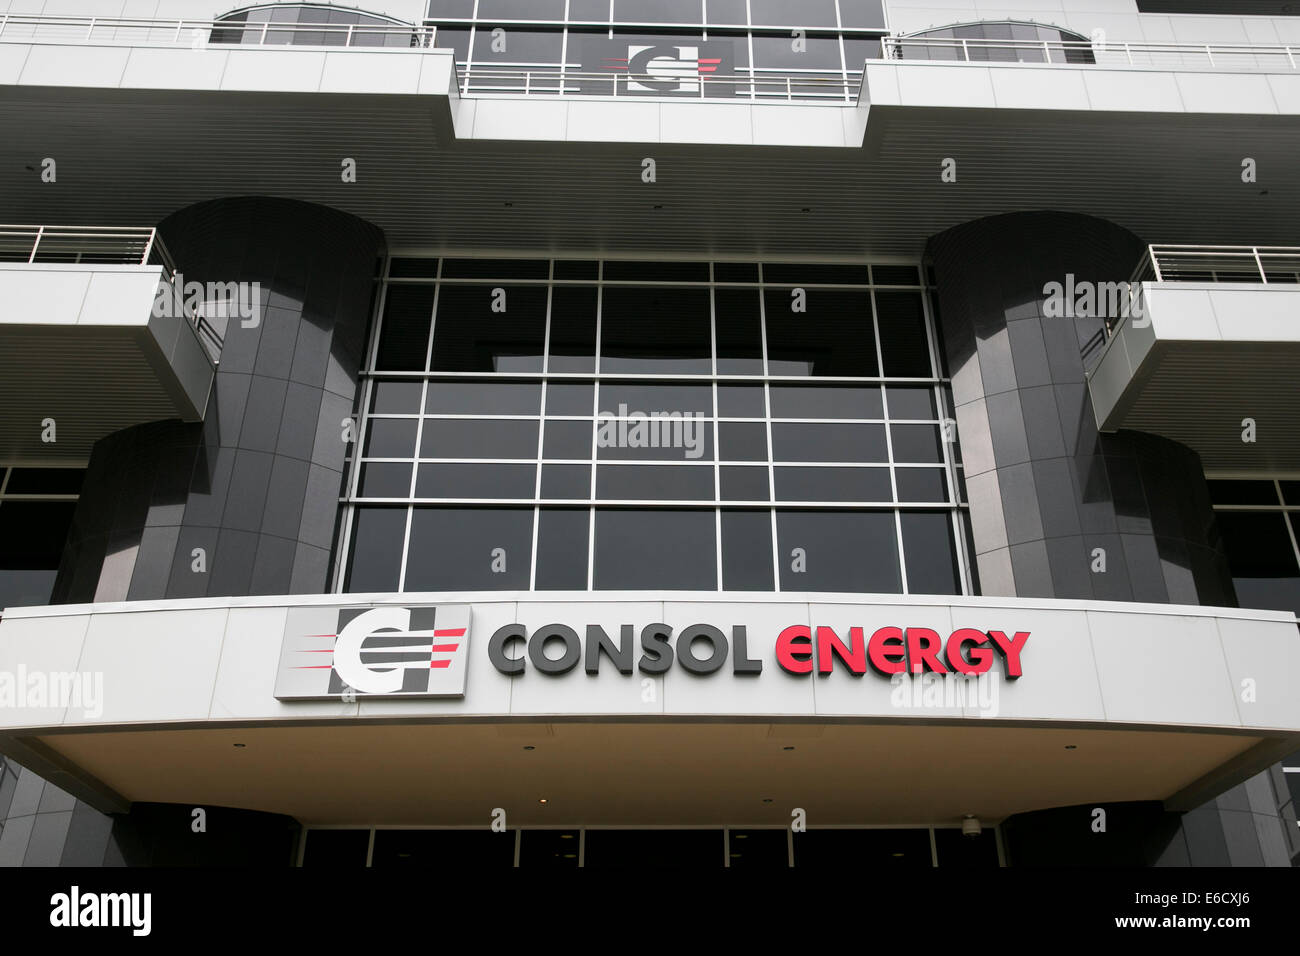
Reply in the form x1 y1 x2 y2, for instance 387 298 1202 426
711 262 722 591
587 261 603 591
919 274 968 596
398 258 441 593
872 285 908 595
336 260 392 593
759 263 780 591
530 260 554 592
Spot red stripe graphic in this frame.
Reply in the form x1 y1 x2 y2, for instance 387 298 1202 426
431 660 452 669
431 644 460 652
434 628 466 637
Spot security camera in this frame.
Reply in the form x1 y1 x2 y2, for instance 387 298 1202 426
961 815 982 839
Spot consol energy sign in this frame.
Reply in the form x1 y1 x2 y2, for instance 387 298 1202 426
489 623 1028 679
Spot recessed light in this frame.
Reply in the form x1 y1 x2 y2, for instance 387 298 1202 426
560 833 574 839
653 204 664 210
523 745 535 750
891 852 905 857
733 833 748 840
1065 744 1077 750
800 207 811 213
783 746 795 751
539 798 548 804
762 798 773 804
233 743 246 748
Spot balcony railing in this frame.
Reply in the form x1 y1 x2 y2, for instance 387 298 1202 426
883 35 1299 71
0 14 434 49
0 225 176 273
0 224 224 356
458 66 862 102
1132 244 1300 285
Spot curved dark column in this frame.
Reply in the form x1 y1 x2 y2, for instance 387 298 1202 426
52 197 383 602
927 211 1233 606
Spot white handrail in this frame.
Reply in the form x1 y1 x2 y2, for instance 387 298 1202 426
0 14 433 49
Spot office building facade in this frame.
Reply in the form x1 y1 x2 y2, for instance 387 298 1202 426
0 0 1297 867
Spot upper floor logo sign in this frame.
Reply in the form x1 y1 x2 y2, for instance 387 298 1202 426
273 606 471 700
582 38 733 95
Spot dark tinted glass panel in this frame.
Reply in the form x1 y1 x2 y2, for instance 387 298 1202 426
596 421 712 461
406 508 533 589
440 258 549 279
345 507 406 591
544 420 594 458
1282 481 1300 506
554 260 599 279
582 829 722 867
769 385 883 419
1217 512 1300 615
364 418 419 457
545 382 595 415
428 1 476 18
718 385 766 417
1208 479 1280 506
548 286 598 372
901 510 960 594
776 510 900 592
472 29 564 65
721 511 774 590
715 288 764 374
594 509 716 589
752 0 837 27
933 827 999 867
839 0 888 30
535 509 590 589
600 287 711 373
895 468 949 503
891 424 943 463
376 285 434 371
728 829 787 867
763 263 869 284
792 828 931 867
541 464 591 499
478 0 567 18
569 2 610 22
519 829 581 867
0 501 73 568
416 463 536 499
437 25 471 61
424 380 542 415
371 380 424 414
874 290 932 377
771 423 887 462
872 264 921 285
841 35 881 67
598 382 711 416
774 466 891 502
0 570 57 610
597 464 714 499
420 419 539 458
720 466 770 501
431 285 547 372
886 386 937 419
360 462 413 498
713 261 759 282
614 0 703 23
302 829 370 867
388 257 439 278
602 261 709 282
765 290 877 376
2 468 84 495
719 422 767 461
370 829 516 868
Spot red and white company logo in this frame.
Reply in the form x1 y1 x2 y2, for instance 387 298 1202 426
603 45 723 93
274 606 471 700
